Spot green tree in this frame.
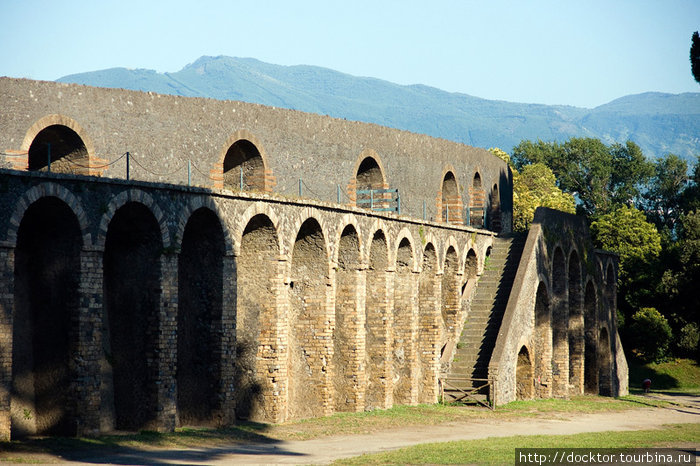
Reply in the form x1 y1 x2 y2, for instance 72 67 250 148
692 31 700 85
643 153 689 234
628 307 673 362
512 163 576 231
512 138 653 218
590 205 662 313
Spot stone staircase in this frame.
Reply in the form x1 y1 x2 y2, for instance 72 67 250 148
443 234 526 402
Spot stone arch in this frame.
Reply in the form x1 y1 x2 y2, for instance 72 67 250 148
288 217 331 419
174 197 234 256
441 245 460 344
21 114 102 175
331 216 364 266
568 249 584 394
215 130 274 192
462 248 478 296
11 196 83 438
603 262 616 324
236 213 281 421
551 246 568 397
392 228 419 272
534 280 552 398
489 183 501 232
96 189 170 252
438 167 463 224
365 228 390 410
516 345 534 400
233 203 283 258
7 183 91 248
333 223 363 412
351 149 389 210
177 207 226 426
418 242 440 403
393 236 417 404
598 326 612 396
469 169 485 228
102 200 164 430
584 279 598 394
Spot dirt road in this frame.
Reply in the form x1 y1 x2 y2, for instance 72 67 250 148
6 395 700 465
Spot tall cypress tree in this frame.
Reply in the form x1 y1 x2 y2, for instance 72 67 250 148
691 31 700 84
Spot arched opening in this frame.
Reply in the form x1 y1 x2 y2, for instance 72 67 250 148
551 248 568 398
568 251 583 394
489 184 501 232
516 346 534 400
441 171 462 224
393 238 416 404
103 202 162 431
223 139 266 191
441 247 459 341
237 214 279 421
365 230 389 410
598 327 612 396
534 282 551 398
12 197 82 438
288 218 329 419
418 244 439 403
355 157 386 210
584 281 598 394
333 225 361 412
469 172 485 228
603 264 616 324
27 125 88 173
177 208 225 426
462 249 478 295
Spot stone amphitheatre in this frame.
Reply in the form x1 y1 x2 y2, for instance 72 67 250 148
0 77 627 440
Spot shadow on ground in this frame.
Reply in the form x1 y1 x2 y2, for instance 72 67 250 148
1 422 306 465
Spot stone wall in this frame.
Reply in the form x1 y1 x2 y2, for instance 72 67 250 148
0 78 512 228
0 170 495 439
489 208 627 405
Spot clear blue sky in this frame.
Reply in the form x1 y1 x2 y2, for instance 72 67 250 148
1 0 698 108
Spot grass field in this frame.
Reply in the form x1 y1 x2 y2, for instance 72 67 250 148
333 423 700 465
628 357 700 393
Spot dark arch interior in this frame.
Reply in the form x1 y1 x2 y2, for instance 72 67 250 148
103 202 162 431
516 346 533 400
584 281 598 394
28 125 88 173
236 214 279 420
223 139 265 191
441 172 461 223
472 172 482 189
568 251 583 387
365 230 388 409
356 157 384 209
177 208 225 426
393 238 414 404
12 197 82 438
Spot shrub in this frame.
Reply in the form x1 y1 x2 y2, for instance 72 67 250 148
628 307 672 363
678 322 700 359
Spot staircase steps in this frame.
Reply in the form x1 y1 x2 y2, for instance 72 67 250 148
446 233 526 390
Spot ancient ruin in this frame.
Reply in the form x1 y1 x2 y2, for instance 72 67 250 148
0 78 627 439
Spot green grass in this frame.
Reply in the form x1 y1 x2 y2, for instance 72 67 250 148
334 423 700 465
628 357 700 393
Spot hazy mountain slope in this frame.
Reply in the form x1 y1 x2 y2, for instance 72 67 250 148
57 56 700 160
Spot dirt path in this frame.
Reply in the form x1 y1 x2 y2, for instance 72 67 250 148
6 397 700 465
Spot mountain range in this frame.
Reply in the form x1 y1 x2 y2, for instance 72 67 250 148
57 55 700 161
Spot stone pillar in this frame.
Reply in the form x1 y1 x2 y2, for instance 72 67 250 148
0 246 14 440
264 256 287 423
216 254 237 426
156 253 178 431
73 248 104 436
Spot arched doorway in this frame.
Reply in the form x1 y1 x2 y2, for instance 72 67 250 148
441 247 459 341
393 238 416 404
365 230 389 410
551 248 568 397
223 139 267 191
584 281 598 394
27 125 88 173
568 251 583 394
177 208 225 426
333 225 361 412
516 346 534 400
103 202 163 431
237 214 280 421
598 327 612 396
469 172 485 228
440 171 462 224
12 197 82 438
355 156 387 210
489 184 501 232
534 282 551 398
288 218 329 419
